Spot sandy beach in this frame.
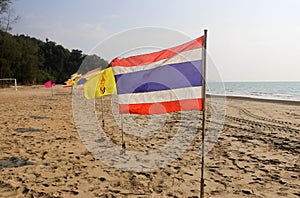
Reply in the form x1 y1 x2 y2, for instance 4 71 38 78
0 86 299 197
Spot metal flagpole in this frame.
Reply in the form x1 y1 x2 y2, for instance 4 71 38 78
200 29 208 198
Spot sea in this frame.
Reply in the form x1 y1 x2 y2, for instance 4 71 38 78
207 81 300 102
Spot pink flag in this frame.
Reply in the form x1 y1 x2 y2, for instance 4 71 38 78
44 81 53 88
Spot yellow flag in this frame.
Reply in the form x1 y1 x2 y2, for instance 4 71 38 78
84 67 116 99
71 74 82 88
65 79 73 85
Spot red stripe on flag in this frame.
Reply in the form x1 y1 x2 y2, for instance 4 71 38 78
119 98 203 114
83 68 100 76
63 85 72 88
111 36 203 67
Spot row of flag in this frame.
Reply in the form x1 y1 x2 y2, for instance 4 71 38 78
67 35 205 115
70 33 207 198
63 73 82 88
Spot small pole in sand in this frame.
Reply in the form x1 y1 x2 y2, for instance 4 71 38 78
101 96 105 127
51 85 54 96
121 114 126 154
200 29 208 198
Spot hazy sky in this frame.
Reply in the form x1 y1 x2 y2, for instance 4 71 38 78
11 0 300 82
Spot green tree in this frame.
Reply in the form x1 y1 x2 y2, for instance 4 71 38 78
62 49 85 81
40 39 84 83
14 35 42 84
0 31 21 79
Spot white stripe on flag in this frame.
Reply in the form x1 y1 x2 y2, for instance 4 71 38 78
82 71 100 79
118 86 203 104
113 48 202 75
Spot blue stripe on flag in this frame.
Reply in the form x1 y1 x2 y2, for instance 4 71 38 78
115 60 202 94
77 78 87 85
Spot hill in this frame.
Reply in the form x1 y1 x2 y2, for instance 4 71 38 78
0 30 109 84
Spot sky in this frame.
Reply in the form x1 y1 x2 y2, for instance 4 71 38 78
11 0 300 82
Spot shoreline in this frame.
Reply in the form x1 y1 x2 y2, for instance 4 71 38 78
208 94 300 106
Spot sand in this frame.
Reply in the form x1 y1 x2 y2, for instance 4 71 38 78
0 86 299 197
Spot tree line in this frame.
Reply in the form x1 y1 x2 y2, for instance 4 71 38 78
0 0 109 85
0 30 87 84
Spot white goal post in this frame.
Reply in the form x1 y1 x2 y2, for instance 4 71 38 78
0 78 17 91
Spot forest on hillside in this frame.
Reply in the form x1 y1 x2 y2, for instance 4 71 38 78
0 31 85 84
0 0 109 85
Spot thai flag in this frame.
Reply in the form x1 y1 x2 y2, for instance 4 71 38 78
111 36 204 114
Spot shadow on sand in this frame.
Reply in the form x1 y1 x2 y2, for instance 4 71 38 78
15 128 46 133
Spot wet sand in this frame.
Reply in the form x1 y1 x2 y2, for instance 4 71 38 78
0 86 299 197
